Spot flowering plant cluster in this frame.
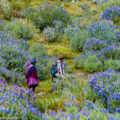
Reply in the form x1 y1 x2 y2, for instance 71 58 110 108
87 20 119 44
42 27 58 42
101 6 120 24
0 79 43 119
88 70 120 113
0 78 119 120
74 19 120 73
0 30 56 83
64 24 88 52
21 3 71 31
83 38 108 51
0 32 30 84
74 43 120 72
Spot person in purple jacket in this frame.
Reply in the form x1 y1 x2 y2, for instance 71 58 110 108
25 58 39 93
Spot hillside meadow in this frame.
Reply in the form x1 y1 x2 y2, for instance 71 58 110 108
0 0 120 119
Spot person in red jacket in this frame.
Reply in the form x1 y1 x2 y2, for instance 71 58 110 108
25 58 39 93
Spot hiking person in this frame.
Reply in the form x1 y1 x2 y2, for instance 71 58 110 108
51 56 65 91
25 58 39 93
51 56 65 81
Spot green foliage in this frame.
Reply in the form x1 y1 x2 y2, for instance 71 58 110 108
21 2 71 31
5 19 34 40
103 59 120 71
64 24 89 52
29 42 48 62
53 20 65 36
0 0 11 20
74 53 102 73
83 54 102 73
0 20 6 31
100 0 120 10
64 24 80 40
64 64 73 73
42 27 58 42
69 30 89 52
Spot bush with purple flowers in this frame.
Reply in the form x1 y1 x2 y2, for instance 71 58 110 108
74 43 120 72
0 33 30 84
21 2 71 31
64 24 81 40
0 79 43 119
83 38 108 51
99 44 120 60
101 6 120 24
87 20 119 44
88 70 120 112
53 19 65 36
42 27 58 42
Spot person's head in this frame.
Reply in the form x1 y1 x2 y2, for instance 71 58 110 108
58 56 64 62
31 58 37 65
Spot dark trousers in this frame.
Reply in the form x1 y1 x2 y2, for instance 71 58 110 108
28 84 37 93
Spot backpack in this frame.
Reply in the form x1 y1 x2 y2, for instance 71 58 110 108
51 62 58 76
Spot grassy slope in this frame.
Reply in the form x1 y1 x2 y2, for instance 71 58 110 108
29 0 101 110
1 0 103 111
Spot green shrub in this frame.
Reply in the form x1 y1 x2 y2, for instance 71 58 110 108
21 3 71 31
64 24 80 40
5 19 34 39
0 0 11 20
73 57 84 69
42 27 58 42
69 30 89 52
103 59 120 71
64 64 73 73
83 54 102 73
100 0 120 10
29 42 48 61
53 20 65 36
0 20 6 31
74 53 102 72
